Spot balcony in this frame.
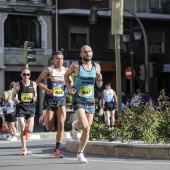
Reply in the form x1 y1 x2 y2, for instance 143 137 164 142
58 0 109 10
1 0 53 14
6 0 46 3
125 0 170 15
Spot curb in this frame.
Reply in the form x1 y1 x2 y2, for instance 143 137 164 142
0 132 71 140
66 140 170 159
2 132 170 159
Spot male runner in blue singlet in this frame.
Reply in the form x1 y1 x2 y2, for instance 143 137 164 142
36 51 73 158
64 45 103 163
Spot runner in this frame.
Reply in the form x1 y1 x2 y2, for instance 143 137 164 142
12 68 37 155
36 51 73 158
64 45 103 163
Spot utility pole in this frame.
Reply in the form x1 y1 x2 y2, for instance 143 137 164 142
111 0 124 114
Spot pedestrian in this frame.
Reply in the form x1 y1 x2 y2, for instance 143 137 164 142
64 45 103 163
1 90 17 141
130 89 142 107
8 81 20 133
101 83 118 129
121 92 128 109
157 89 170 110
36 51 73 158
12 68 37 155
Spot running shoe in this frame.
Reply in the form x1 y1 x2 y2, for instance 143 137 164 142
9 136 17 141
7 134 12 141
25 131 30 140
20 148 27 156
70 121 78 141
54 149 64 158
39 113 46 126
77 153 88 163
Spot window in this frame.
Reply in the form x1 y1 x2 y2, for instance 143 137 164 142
136 0 148 13
148 30 164 53
69 26 89 51
148 42 162 53
4 15 41 48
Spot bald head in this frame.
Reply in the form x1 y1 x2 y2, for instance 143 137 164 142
80 45 93 62
80 45 92 53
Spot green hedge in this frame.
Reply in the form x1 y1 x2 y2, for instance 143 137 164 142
90 101 170 144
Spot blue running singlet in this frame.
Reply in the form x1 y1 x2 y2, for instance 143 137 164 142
73 61 96 104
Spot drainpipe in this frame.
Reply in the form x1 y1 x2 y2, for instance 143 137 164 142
55 0 58 51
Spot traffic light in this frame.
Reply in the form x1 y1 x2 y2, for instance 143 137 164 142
139 64 145 81
149 62 163 78
24 41 36 68
89 6 97 25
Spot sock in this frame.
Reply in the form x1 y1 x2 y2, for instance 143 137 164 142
77 152 83 154
56 142 61 150
74 123 78 131
74 127 78 131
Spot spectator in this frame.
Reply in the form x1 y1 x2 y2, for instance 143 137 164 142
101 83 118 129
122 92 128 109
1 90 17 141
130 90 142 107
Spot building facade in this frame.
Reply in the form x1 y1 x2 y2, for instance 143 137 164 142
57 0 170 100
1 0 170 119
0 0 54 118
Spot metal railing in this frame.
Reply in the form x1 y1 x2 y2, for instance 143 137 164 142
7 0 46 3
124 0 170 14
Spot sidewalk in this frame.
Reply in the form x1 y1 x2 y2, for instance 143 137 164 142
0 120 62 140
0 131 70 140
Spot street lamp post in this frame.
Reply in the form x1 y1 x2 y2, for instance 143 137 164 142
111 0 123 114
130 50 134 95
123 20 142 95
124 9 149 93
89 0 148 110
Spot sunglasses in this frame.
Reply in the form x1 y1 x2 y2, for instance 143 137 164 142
22 73 31 76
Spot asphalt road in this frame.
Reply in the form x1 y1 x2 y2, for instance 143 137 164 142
0 138 170 170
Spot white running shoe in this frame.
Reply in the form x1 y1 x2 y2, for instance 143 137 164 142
77 153 88 163
7 135 12 141
70 121 78 141
9 136 17 141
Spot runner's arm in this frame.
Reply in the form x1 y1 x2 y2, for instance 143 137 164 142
36 67 53 96
64 63 77 94
95 63 103 88
33 81 37 102
12 82 20 105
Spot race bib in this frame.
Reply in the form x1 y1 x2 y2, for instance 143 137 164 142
79 86 93 97
53 86 64 97
21 93 33 102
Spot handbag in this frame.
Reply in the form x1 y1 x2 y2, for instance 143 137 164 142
1 123 7 132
